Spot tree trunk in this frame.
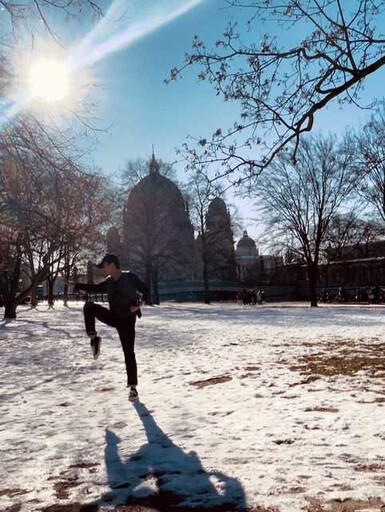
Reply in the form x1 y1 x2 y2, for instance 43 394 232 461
4 301 17 319
308 264 318 307
47 279 55 308
30 284 38 308
63 250 69 307
145 261 153 305
152 267 160 305
203 258 210 304
2 252 22 319
153 282 159 305
63 282 69 307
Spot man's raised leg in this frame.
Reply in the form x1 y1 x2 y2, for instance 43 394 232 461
83 302 115 360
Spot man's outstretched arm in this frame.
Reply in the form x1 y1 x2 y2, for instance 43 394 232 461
73 281 107 293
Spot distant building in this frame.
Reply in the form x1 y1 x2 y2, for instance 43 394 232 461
108 152 195 301
235 230 259 283
322 240 385 288
235 230 283 284
205 197 236 280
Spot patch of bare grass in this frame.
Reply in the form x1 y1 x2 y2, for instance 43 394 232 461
190 375 232 388
290 339 385 378
306 496 384 511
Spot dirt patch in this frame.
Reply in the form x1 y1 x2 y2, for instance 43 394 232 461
287 486 306 493
306 496 385 511
304 407 339 413
290 375 321 387
41 505 98 512
111 421 128 429
357 397 385 404
354 462 385 472
291 354 385 377
68 462 100 470
241 372 259 379
190 375 232 389
49 465 89 500
54 479 82 500
0 489 28 498
1 505 22 512
107 492 277 511
42 505 274 512
209 410 234 417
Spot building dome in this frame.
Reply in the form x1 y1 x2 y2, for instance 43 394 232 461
236 230 258 258
127 151 185 210
129 171 185 209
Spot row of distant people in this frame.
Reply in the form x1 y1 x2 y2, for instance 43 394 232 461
237 289 266 305
320 285 385 304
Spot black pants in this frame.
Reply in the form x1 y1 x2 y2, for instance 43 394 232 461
83 302 137 386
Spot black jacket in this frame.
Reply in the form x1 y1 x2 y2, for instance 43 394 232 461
75 271 149 319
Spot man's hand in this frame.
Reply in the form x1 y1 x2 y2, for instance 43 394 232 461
130 301 143 313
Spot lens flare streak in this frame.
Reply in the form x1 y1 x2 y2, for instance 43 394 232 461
71 0 204 69
1 0 204 126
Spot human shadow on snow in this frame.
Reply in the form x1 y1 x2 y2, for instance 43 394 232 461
100 401 247 511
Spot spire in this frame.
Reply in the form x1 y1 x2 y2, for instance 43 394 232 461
149 145 160 174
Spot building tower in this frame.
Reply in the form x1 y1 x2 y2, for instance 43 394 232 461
205 197 236 280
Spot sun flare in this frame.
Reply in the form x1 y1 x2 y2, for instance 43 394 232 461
28 59 70 102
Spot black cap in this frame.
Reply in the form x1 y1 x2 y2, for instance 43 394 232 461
97 254 120 269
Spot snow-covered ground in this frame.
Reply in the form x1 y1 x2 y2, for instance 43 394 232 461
1 302 385 512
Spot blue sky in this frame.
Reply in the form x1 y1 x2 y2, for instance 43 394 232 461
88 1 242 169
73 0 273 241
74 0 385 245
8 0 385 246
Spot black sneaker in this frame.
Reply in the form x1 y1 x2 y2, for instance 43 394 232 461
128 386 139 402
90 336 101 360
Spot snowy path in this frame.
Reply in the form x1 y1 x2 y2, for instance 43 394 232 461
1 303 385 511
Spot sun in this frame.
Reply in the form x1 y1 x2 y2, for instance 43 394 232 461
28 59 70 102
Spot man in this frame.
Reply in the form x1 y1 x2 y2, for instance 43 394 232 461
73 254 149 402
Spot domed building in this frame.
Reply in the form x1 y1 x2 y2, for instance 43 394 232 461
235 230 259 283
115 152 195 302
236 230 259 259
235 231 284 284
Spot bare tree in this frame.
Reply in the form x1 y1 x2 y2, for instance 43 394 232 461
0 116 112 318
1 0 102 46
44 169 112 307
324 213 385 260
185 171 222 303
257 134 358 306
355 107 385 223
170 0 385 185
